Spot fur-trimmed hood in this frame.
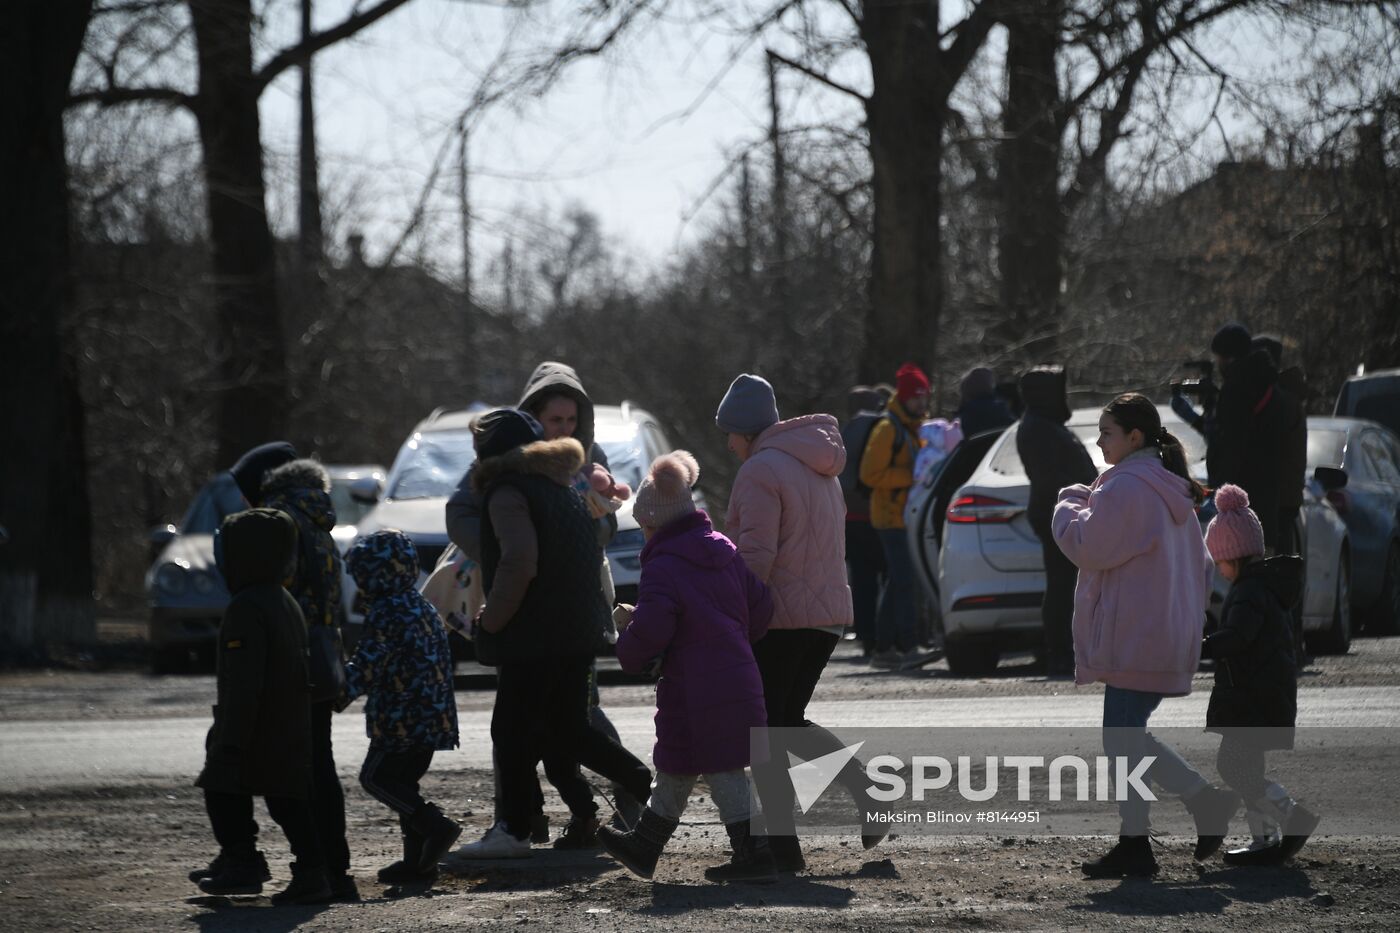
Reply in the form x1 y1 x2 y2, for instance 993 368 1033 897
261 459 336 532
472 437 587 492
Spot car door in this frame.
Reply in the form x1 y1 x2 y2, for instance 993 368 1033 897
909 431 1006 604
1344 431 1393 607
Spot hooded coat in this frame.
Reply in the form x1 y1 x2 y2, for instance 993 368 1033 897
1203 555 1302 748
260 459 344 629
474 437 609 662
196 508 313 799
1052 451 1214 696
343 531 460 750
445 361 613 562
1016 368 1099 539
616 510 773 774
1208 350 1287 546
727 414 854 630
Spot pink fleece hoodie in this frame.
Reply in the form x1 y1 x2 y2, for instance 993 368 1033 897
1051 450 1213 696
726 414 854 631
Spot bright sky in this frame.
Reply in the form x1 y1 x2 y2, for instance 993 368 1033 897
246 1 1385 289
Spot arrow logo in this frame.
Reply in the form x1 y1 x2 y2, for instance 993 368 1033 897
788 741 865 814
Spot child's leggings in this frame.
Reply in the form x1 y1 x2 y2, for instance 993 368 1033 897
648 770 752 824
1216 734 1269 802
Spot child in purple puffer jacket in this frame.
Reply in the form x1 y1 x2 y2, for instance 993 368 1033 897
596 451 776 884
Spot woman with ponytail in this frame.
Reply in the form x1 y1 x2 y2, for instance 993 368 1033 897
1052 393 1239 878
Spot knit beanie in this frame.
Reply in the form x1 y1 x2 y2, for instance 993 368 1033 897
229 441 298 505
895 363 930 402
959 366 996 402
632 451 700 529
474 408 544 459
715 374 779 436
1205 484 1266 562
1210 322 1252 361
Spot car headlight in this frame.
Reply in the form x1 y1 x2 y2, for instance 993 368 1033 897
155 562 189 596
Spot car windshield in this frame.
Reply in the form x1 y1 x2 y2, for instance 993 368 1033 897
180 472 246 534
1306 429 1348 469
596 422 646 490
387 430 477 500
329 479 375 526
988 419 1207 479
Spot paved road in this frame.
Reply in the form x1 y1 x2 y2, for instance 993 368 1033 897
3 686 1398 789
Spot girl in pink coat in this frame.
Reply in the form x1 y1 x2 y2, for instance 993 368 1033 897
1053 393 1239 879
715 374 885 874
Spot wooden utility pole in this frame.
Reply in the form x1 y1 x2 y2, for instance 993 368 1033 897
297 0 323 266
458 121 472 315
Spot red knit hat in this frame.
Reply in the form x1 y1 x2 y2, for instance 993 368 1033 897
895 363 930 402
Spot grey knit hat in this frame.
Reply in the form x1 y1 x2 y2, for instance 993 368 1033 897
715 373 779 435
632 451 700 529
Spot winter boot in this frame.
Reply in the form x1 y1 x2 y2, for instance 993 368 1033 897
704 821 778 884
611 791 644 833
767 834 806 873
327 873 359 902
1081 836 1158 879
270 861 333 906
1277 801 1320 860
189 849 271 884
196 853 268 895
596 808 677 880
528 812 550 844
378 829 435 884
1185 784 1241 860
553 814 602 850
411 803 463 873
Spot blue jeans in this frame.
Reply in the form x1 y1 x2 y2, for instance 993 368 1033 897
876 528 917 653
1102 685 1208 835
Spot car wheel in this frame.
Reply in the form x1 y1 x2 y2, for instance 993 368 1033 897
1307 555 1352 656
945 638 1000 676
1366 544 1400 637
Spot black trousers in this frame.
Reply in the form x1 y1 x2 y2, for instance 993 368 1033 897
751 629 870 839
492 654 652 839
1040 536 1078 673
360 745 434 818
1216 734 1269 803
204 787 322 869
846 519 885 650
311 700 351 875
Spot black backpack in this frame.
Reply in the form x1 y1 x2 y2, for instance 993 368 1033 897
839 410 909 503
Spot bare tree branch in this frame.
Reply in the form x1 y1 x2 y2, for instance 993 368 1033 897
67 85 194 110
253 0 414 93
766 47 868 102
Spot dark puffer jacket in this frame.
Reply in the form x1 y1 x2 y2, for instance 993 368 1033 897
1016 367 1098 539
343 530 460 750
1203 555 1302 749
1208 350 1287 546
260 459 344 630
196 508 313 799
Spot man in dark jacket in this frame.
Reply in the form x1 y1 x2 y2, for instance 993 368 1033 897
1252 335 1308 555
956 367 1016 438
195 508 329 905
1016 367 1098 676
259 459 355 897
838 385 888 656
456 409 653 858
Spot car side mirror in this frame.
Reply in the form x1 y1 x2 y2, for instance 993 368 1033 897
1313 466 1348 492
148 524 178 547
349 476 383 504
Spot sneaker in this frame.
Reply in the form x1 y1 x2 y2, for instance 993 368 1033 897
270 862 332 906
553 815 601 850
189 850 271 884
455 822 533 860
1081 836 1158 879
1223 838 1286 867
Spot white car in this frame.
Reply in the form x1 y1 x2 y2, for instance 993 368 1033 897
909 405 1352 675
345 401 698 641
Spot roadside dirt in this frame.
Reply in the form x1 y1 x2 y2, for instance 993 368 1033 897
1 770 1396 932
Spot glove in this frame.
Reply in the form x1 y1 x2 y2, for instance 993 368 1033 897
612 603 635 633
1170 393 1202 429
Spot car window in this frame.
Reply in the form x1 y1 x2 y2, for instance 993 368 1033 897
1306 429 1348 469
595 420 646 491
329 480 374 526
987 433 1029 478
386 429 477 500
180 473 246 534
1362 432 1400 485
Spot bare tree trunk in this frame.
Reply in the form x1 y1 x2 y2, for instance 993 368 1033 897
298 0 324 267
859 1 946 381
996 0 1062 365
189 0 289 467
0 0 97 657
